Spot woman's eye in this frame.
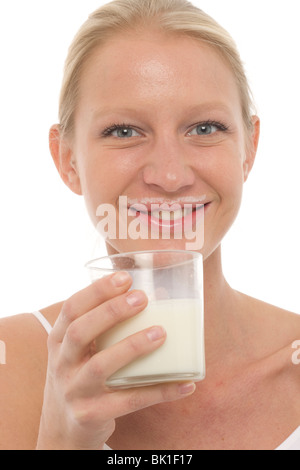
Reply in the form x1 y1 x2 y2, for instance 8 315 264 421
188 123 219 136
103 126 141 138
115 127 140 138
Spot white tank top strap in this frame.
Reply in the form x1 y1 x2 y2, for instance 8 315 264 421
32 311 53 335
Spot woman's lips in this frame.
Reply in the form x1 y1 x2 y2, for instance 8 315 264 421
128 202 208 231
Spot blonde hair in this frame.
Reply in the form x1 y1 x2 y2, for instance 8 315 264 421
59 0 255 141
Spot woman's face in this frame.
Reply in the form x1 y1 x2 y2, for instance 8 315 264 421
57 30 259 259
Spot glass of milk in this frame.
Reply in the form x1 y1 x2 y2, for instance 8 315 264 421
85 250 205 389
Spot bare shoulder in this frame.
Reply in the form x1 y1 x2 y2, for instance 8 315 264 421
236 292 300 423
237 291 300 345
240 293 300 380
264 301 300 417
0 301 63 449
260 299 300 341
262 300 300 376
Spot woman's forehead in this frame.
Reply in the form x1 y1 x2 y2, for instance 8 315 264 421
77 31 241 119
84 31 232 83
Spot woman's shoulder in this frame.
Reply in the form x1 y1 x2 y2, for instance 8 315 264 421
238 291 300 340
236 292 300 418
236 291 300 367
0 300 63 351
0 302 63 449
239 292 300 374
0 301 63 381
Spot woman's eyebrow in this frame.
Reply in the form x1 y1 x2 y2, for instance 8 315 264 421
183 102 233 114
92 107 141 121
92 102 233 120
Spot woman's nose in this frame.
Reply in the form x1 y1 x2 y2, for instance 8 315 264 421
142 138 195 193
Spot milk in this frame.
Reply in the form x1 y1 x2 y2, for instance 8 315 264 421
96 298 205 388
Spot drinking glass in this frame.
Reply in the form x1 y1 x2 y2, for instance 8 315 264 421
85 250 205 389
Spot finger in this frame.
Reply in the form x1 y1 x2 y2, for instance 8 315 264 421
50 271 132 343
110 381 196 417
73 324 167 393
60 289 148 364
77 381 196 424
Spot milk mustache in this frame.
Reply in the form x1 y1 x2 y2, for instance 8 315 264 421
96 297 205 388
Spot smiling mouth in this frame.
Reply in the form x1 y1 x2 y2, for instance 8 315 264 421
127 202 208 228
102 196 206 248
130 205 204 219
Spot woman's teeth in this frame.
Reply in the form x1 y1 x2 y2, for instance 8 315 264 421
151 207 193 221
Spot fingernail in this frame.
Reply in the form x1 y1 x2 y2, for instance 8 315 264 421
178 382 196 395
126 291 146 307
111 271 131 287
146 326 166 342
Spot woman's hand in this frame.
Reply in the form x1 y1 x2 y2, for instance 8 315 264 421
36 272 195 450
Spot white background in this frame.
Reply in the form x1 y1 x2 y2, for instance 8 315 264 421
0 0 299 318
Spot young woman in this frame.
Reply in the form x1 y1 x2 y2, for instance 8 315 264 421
0 0 299 450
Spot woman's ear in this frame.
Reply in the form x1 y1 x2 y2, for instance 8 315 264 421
49 125 82 195
243 115 260 182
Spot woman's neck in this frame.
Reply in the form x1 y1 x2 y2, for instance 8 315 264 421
202 245 245 371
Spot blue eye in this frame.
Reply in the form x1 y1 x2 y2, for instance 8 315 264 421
102 124 140 138
114 127 140 138
196 124 217 135
188 121 228 136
